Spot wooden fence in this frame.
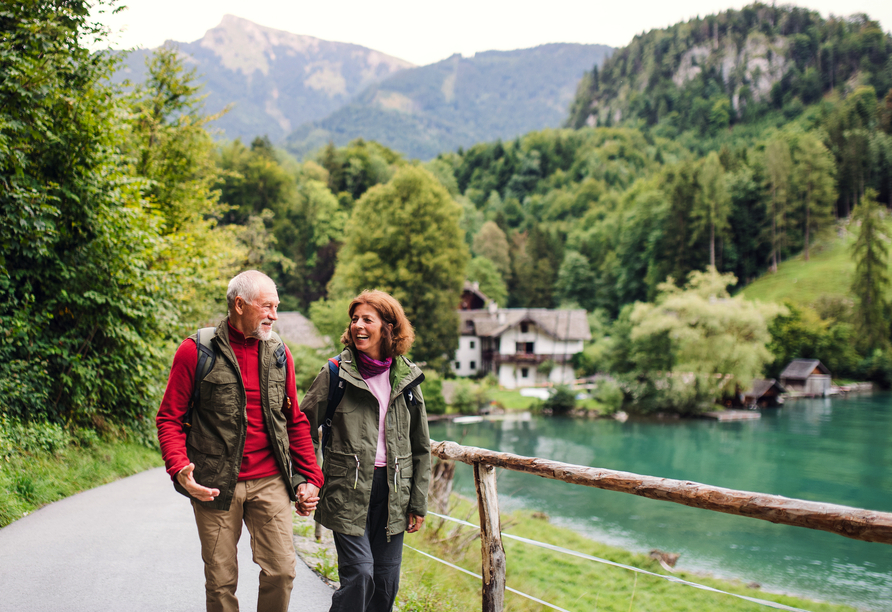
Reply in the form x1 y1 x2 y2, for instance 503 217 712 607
430 439 892 612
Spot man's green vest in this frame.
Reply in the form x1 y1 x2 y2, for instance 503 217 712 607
174 317 302 510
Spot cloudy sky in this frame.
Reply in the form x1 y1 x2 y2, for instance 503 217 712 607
93 0 892 66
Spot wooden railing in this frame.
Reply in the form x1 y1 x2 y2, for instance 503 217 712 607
430 439 892 612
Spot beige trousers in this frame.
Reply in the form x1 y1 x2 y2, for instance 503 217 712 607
192 475 296 612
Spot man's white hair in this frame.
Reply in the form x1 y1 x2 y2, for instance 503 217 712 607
227 270 275 314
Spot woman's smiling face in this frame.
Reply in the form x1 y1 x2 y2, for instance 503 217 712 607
350 303 385 360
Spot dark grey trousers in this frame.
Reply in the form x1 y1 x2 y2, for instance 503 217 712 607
329 467 404 612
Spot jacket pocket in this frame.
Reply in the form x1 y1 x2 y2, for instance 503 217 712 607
319 452 360 524
187 432 225 483
201 369 240 413
268 361 287 411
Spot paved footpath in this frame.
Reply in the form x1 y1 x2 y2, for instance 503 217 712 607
0 467 334 612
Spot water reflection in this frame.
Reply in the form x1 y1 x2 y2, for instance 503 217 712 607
429 394 892 610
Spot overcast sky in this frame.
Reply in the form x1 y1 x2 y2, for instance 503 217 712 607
92 0 892 66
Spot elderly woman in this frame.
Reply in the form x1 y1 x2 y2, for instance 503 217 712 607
302 290 430 612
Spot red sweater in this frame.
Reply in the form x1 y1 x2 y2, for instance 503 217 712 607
156 322 323 489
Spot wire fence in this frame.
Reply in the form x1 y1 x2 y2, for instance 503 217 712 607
409 510 813 612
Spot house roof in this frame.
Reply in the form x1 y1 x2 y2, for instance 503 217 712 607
745 378 785 399
459 308 591 341
779 359 831 380
460 281 492 310
274 312 328 349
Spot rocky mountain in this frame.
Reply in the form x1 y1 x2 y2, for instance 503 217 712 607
566 3 892 132
283 43 613 160
114 15 414 142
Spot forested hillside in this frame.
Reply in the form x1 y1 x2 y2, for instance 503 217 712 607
284 44 613 160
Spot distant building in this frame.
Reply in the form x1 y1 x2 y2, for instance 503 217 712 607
275 312 329 348
743 378 786 407
779 359 831 396
454 304 591 389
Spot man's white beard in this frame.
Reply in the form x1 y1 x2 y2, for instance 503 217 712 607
251 320 274 341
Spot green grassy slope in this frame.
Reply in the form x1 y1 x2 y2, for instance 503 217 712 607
739 220 892 306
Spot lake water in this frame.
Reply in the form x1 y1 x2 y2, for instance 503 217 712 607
427 393 892 611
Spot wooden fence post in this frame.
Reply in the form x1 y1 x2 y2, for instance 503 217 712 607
474 462 506 612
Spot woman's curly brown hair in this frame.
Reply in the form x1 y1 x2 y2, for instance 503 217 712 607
340 290 415 358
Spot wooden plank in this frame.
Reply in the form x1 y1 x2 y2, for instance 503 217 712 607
432 440 892 545
474 462 506 612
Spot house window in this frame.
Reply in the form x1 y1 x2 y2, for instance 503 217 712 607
470 340 475 349
516 342 534 354
521 322 529 333
470 361 476 370
521 367 529 378
455 361 461 370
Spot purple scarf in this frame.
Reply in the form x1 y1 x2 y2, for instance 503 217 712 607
356 350 392 379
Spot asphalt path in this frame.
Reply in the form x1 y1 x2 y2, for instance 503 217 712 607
0 467 334 612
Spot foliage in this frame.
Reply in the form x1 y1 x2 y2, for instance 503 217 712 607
849 189 890 351
329 166 469 369
625 270 784 412
765 301 860 379
595 380 625 415
543 385 576 415
465 257 507 307
0 2 184 426
420 371 447 416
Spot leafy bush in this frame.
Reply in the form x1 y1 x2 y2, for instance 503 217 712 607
0 419 72 456
544 385 576 415
595 380 625 414
450 380 479 415
421 372 447 415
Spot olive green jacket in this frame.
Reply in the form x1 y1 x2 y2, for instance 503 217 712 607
301 348 430 538
174 318 302 510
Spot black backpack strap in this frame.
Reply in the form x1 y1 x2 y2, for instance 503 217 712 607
184 327 217 432
403 373 425 406
320 356 345 459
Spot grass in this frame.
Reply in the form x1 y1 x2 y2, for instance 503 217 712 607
400 496 857 612
739 219 892 307
0 437 162 528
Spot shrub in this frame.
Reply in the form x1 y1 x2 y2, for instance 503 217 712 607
422 373 447 415
595 380 625 414
544 385 576 415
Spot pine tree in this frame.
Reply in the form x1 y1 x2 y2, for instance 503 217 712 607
850 189 890 351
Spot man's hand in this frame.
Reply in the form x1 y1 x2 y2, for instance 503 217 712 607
407 513 425 534
176 463 221 502
295 482 320 517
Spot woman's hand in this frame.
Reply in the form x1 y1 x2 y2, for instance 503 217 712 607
407 513 425 533
295 482 320 516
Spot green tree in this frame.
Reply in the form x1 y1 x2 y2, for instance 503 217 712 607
466 257 507 307
628 269 784 409
791 133 837 261
330 166 469 369
0 2 191 426
472 221 511 278
764 136 792 272
691 152 730 268
850 189 890 351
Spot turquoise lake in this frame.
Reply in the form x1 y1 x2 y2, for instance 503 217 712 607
427 393 892 611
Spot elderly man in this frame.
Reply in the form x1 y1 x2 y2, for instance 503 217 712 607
157 270 323 612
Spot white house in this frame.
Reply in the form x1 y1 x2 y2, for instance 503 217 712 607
453 302 591 389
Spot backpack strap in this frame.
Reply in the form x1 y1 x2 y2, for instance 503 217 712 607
320 357 345 459
184 327 217 432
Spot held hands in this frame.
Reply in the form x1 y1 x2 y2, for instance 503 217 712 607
177 463 221 502
296 482 320 517
407 513 425 534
